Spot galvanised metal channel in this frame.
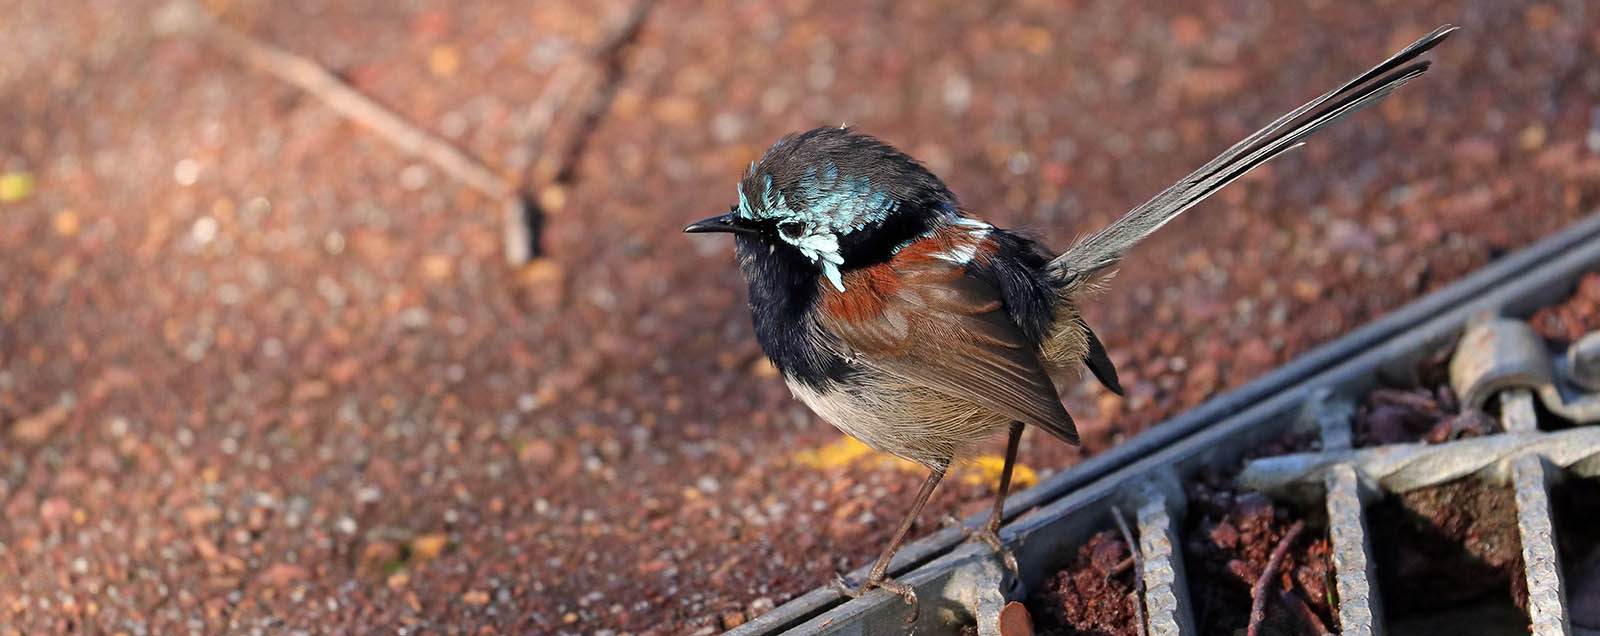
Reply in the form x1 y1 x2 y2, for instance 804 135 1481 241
727 212 1600 636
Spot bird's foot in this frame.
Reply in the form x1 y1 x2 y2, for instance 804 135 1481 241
942 515 1019 577
832 572 920 623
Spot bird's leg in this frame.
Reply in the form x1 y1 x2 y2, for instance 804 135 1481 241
833 459 948 623
944 421 1023 576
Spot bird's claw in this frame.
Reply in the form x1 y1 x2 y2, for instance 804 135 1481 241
942 515 1020 577
832 572 920 623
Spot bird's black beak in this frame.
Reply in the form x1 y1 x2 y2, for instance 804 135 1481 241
684 213 759 236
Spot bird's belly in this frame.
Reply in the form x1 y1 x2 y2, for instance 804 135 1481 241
785 374 1012 468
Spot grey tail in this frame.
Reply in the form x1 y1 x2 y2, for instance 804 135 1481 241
1050 24 1456 286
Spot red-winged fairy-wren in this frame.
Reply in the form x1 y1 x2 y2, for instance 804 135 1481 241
685 25 1454 618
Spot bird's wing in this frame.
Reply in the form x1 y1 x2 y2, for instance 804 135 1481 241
814 255 1079 445
1050 24 1456 286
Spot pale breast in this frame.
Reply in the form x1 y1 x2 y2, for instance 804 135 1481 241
786 372 1013 468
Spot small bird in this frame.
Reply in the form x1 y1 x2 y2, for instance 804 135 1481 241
686 26 1454 617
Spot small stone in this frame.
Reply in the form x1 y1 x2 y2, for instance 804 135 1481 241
1520 124 1547 150
1209 521 1240 549
328 357 362 385
428 45 461 77
11 406 68 443
173 159 200 185
53 209 80 237
697 476 721 494
290 381 330 403
519 439 556 465
259 563 310 586
190 216 219 245
537 185 567 214
410 533 448 561
183 504 222 527
422 254 453 281
999 601 1035 636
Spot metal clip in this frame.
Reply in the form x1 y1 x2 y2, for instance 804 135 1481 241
1448 318 1600 423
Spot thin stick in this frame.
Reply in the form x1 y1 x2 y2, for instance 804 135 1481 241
1112 511 1147 636
1247 520 1306 636
152 2 546 262
157 2 513 198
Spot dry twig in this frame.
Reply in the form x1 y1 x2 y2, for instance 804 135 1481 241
1247 519 1306 636
154 1 545 263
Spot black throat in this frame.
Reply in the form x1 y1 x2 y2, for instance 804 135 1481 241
734 235 848 388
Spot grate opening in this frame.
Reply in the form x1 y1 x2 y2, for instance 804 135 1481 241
1181 485 1333 636
1367 477 1526 625
1552 478 1600 630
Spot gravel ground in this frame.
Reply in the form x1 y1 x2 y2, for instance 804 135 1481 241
2 1 1598 634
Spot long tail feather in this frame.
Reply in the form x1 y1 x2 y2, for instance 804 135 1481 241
1051 24 1456 284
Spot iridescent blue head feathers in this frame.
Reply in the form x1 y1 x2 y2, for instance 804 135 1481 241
733 127 960 290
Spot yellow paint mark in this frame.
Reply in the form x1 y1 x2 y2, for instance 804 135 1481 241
960 455 1038 490
0 172 34 202
790 437 1038 492
789 436 920 473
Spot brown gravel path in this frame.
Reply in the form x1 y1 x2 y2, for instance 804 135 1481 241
2 1 1598 634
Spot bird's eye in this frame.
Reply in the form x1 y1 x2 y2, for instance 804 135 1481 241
778 221 805 239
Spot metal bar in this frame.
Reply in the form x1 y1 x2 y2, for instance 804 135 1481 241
1326 464 1382 636
1514 454 1570 636
1502 390 1573 636
1135 479 1195 636
1238 427 1600 494
1314 396 1382 636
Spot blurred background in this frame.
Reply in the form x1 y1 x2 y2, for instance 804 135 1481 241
1 0 1597 633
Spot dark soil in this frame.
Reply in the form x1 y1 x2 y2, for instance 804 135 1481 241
1027 530 1140 636
1353 385 1497 447
1551 477 1600 629
1350 339 1506 447
1368 477 1527 620
1184 469 1335 636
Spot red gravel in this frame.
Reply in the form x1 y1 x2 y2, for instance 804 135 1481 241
2 1 1599 633
1183 465 1334 636
1026 531 1139 636
1531 272 1600 344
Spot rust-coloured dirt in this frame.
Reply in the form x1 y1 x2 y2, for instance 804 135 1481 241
3 1 1600 633
1026 531 1140 636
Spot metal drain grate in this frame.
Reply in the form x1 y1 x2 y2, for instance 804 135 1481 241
729 215 1600 636
1237 317 1600 636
